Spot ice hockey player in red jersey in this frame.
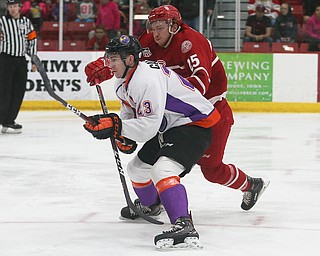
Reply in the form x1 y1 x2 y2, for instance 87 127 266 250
137 4 270 212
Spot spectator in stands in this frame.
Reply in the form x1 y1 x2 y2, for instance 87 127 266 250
248 0 281 26
304 4 320 51
303 0 320 23
86 25 109 50
51 0 76 22
274 2 298 43
76 0 97 22
21 0 46 33
96 0 120 39
50 1 63 21
170 0 215 31
244 4 273 43
43 0 54 21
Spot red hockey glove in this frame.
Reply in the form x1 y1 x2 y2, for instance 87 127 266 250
84 57 114 86
83 113 121 140
116 137 137 154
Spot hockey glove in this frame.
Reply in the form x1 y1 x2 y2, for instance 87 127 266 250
84 113 122 140
116 137 137 154
84 57 114 86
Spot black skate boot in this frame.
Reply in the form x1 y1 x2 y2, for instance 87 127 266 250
241 176 270 211
154 217 202 250
1 122 22 134
120 199 162 220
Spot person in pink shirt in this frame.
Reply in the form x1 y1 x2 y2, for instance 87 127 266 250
96 0 120 39
20 0 47 33
305 4 320 51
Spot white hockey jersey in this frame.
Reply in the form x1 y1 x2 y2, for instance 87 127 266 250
114 61 221 142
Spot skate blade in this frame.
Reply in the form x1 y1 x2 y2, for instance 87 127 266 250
1 127 22 134
155 237 203 251
119 206 165 222
258 180 270 200
119 214 161 222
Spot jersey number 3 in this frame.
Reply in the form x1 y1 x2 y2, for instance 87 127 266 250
137 101 152 116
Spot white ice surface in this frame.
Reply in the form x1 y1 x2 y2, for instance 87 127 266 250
1 111 320 256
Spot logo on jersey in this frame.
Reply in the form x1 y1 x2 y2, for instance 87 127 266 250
181 40 192 53
142 47 152 58
19 24 26 30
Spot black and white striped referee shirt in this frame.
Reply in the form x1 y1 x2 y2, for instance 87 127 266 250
0 15 37 57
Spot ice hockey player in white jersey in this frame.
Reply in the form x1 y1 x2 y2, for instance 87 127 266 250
83 35 221 249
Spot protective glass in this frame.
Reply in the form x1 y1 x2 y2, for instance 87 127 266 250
147 20 169 33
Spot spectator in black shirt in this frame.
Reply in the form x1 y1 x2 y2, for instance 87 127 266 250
274 2 298 43
243 4 273 43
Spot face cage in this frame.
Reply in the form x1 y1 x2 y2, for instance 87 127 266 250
146 19 172 33
147 19 181 36
104 51 140 68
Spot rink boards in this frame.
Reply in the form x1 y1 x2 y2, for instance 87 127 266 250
22 51 320 112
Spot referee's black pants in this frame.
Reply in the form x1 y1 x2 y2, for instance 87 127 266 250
0 53 27 125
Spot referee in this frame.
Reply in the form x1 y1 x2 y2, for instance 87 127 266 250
0 0 37 134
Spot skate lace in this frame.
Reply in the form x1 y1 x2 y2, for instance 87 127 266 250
242 191 252 205
163 224 183 234
129 200 151 216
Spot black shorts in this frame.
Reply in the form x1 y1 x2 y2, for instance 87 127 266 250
137 125 212 177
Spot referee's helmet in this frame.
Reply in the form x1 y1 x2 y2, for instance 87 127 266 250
7 0 22 5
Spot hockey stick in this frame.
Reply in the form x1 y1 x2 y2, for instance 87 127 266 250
95 84 163 225
31 55 163 225
31 55 96 125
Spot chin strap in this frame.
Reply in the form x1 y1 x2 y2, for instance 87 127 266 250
121 65 130 79
121 54 139 78
120 54 131 78
164 25 181 48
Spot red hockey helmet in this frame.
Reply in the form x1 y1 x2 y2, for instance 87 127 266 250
148 5 182 26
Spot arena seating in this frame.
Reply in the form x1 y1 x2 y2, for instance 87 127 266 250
39 21 68 40
271 42 299 53
242 42 271 53
63 40 87 51
66 21 94 40
37 39 59 51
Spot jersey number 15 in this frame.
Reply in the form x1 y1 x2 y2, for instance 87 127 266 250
187 54 200 72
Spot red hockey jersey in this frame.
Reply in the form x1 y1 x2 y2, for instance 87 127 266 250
139 23 227 104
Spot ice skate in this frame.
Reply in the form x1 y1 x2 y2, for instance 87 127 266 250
1 122 22 134
154 217 203 250
241 177 270 210
120 199 162 220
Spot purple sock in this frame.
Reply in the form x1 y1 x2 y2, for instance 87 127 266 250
159 184 189 224
133 182 159 206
